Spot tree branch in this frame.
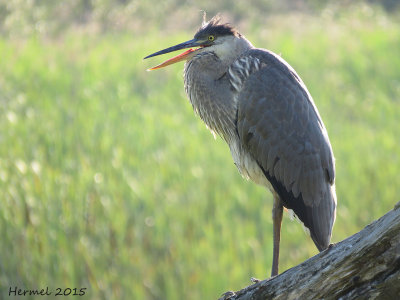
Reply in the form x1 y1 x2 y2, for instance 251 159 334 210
220 202 400 300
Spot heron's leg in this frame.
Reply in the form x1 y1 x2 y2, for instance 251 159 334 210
271 195 283 277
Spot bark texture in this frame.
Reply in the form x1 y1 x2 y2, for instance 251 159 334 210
220 202 400 300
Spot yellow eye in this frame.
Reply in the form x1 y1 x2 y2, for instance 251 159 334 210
208 35 215 42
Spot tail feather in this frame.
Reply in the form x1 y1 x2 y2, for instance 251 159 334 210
261 166 336 251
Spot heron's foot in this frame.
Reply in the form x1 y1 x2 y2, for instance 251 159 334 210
219 291 236 300
250 277 261 283
328 243 336 249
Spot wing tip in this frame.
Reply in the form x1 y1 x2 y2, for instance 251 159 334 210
259 163 336 251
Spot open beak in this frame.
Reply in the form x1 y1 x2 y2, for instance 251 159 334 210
144 38 205 71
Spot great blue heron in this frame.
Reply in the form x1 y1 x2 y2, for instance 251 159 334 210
144 15 337 276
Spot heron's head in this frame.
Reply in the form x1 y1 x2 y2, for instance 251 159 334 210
144 15 252 70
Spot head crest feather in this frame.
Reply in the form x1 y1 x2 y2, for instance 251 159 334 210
195 14 240 38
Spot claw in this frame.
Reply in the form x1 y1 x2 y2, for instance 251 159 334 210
250 277 261 283
219 291 236 300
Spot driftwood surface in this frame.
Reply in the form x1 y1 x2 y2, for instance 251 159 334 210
220 202 400 300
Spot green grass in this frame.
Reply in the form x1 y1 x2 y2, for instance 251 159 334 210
1 10 400 299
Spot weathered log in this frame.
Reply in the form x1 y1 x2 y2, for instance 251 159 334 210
220 202 400 300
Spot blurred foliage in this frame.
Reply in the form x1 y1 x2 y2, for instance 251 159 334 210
0 0 399 37
0 1 400 300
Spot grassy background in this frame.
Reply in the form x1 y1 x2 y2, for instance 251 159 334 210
0 3 400 299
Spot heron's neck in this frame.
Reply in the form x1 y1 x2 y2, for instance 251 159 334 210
184 52 239 142
183 37 253 140
210 36 254 71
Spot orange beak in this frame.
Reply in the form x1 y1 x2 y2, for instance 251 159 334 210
147 49 197 71
144 38 205 71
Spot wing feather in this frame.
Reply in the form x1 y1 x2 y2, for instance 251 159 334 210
236 49 337 250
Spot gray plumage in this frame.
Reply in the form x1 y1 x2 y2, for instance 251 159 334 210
145 15 337 273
